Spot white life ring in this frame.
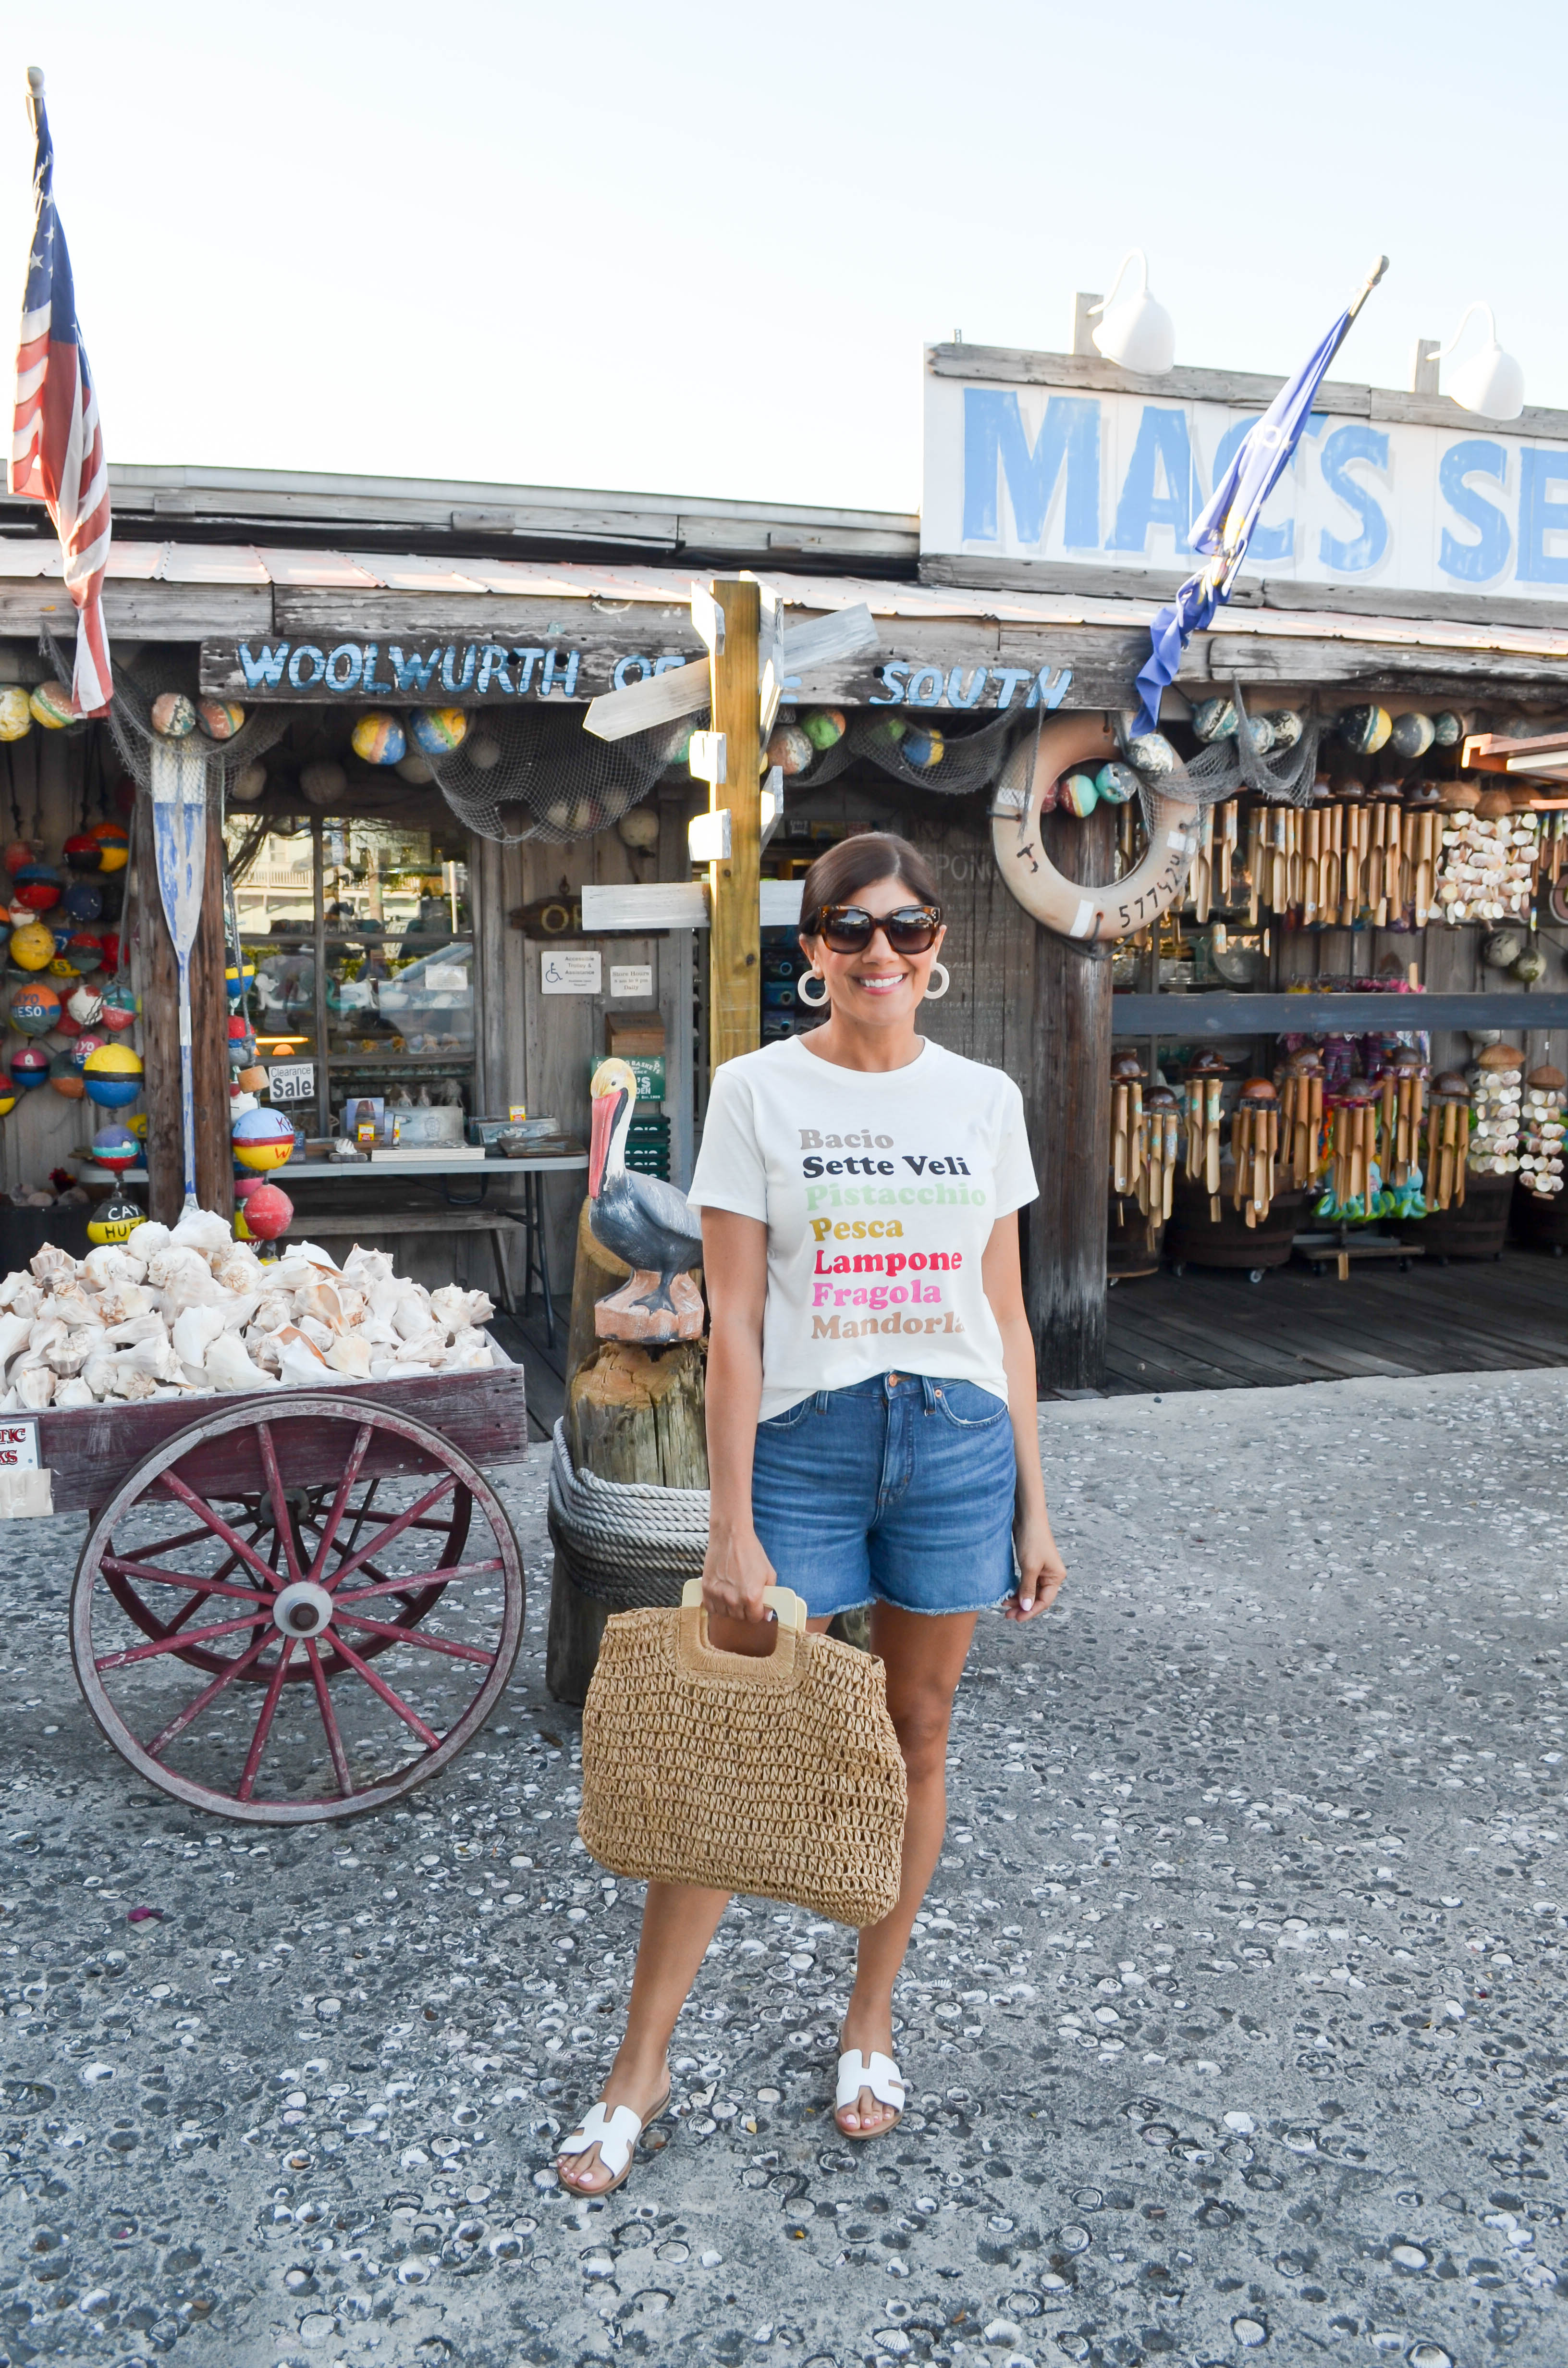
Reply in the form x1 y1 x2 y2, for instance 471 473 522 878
991 714 1202 944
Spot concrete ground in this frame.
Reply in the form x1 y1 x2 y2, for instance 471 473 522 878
2 1369 1567 2368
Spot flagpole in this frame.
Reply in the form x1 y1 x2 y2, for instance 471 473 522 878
25 65 44 133
1346 255 1390 331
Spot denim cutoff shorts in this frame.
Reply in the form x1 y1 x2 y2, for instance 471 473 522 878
750 1371 1017 1620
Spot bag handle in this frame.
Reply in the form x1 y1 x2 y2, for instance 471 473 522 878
680 1579 808 1634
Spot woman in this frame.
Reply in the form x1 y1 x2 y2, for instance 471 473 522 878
557 831 1066 2195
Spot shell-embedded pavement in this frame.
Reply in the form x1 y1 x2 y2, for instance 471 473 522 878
2 1370 1565 2367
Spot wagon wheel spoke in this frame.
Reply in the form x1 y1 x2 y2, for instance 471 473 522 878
236 1637 296 1802
304 1425 374 1584
255 1423 305 1586
335 1557 504 1606
97 1608 274 1671
327 1631 441 1748
144 1629 275 1759
304 1639 354 1797
331 1610 494 1665
99 1553 272 1607
322 1475 456 1594
156 1470 286 1591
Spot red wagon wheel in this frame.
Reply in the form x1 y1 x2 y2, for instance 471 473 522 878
70 1394 525 1825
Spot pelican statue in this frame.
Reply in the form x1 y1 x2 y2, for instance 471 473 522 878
587 1058 705 1341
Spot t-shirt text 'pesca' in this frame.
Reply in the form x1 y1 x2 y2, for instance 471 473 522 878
687 1035 1038 1420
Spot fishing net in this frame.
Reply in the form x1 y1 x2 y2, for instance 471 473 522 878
1132 681 1323 811
776 703 1025 799
422 704 695 845
39 627 288 804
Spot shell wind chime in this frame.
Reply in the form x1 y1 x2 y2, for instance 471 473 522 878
1423 1071 1470 1211
1520 1064 1567 1198
1279 1048 1325 1188
1183 1051 1228 1218
1138 1085 1180 1231
1435 794 1540 925
1231 1079 1280 1227
1468 1042 1524 1175
1110 1051 1144 1198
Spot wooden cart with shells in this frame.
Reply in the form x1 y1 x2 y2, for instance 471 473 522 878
39 1366 528 1825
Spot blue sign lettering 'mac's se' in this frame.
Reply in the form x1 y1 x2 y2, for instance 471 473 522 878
927 371 1568 603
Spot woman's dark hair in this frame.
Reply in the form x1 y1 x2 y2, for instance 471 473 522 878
799 832 940 936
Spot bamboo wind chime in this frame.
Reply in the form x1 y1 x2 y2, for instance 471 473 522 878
1137 1086 1180 1232
1381 1049 1427 1187
1110 1052 1144 1198
1280 1049 1325 1188
1231 1080 1280 1227
1423 1073 1470 1211
1329 1082 1379 1217
1184 1052 1228 1220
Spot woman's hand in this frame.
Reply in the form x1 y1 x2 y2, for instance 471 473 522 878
1006 1508 1066 1622
701 1518 777 1625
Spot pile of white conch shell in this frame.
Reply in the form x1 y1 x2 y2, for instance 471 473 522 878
0 1208 498 1410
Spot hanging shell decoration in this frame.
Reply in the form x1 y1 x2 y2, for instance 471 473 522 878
1520 1065 1567 1199
1468 1042 1524 1176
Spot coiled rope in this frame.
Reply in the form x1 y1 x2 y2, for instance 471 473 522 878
547 1419 709 1608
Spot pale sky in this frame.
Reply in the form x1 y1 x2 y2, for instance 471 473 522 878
5 0 1564 518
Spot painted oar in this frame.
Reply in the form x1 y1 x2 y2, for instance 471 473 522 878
148 736 208 1214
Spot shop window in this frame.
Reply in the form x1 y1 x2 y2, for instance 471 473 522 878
226 813 475 1138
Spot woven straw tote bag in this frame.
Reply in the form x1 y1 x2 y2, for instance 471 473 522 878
579 1582 907 1928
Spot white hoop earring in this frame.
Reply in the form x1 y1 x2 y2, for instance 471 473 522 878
923 962 950 1002
796 970 830 1009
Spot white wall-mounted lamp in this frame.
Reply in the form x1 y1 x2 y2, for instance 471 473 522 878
1429 302 1526 420
1086 250 1175 376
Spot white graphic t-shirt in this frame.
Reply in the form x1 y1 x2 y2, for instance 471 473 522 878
688 1036 1038 1420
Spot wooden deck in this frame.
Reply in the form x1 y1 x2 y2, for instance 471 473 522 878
1102 1245 1568 1396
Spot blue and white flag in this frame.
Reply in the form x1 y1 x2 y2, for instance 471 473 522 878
1132 259 1387 736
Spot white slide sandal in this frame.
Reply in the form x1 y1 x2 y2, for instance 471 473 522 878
835 2047 906 2140
557 2083 671 2196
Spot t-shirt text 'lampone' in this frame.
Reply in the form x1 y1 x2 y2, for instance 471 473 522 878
687 1036 1038 1421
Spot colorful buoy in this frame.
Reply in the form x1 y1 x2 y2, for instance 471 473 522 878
0 687 31 741
28 682 74 729
9 981 60 1035
1 841 32 875
13 864 61 912
409 707 467 757
1059 770 1100 818
150 691 198 738
71 1029 108 1072
63 880 103 922
901 727 945 771
766 723 814 777
801 707 846 752
237 1180 293 1247
83 1041 144 1109
9 919 55 971
63 831 102 873
9 1045 49 1090
90 1124 138 1176
225 955 256 1003
0 1085 18 1118
87 1195 146 1247
232 1106 296 1173
49 1058 85 1099
197 698 245 741
98 982 137 1032
352 711 406 765
89 822 129 874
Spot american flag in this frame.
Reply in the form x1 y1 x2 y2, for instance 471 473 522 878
10 69 111 716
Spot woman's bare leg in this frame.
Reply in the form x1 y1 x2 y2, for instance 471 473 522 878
556 1880 729 2190
838 1604 978 2134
